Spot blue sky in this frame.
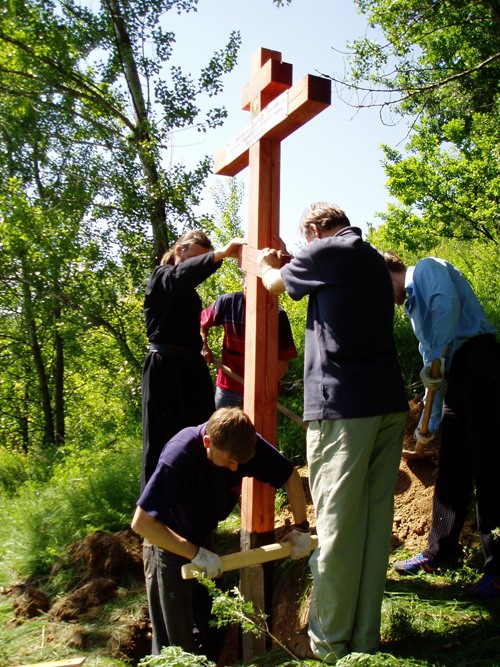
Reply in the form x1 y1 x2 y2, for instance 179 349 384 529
164 0 410 250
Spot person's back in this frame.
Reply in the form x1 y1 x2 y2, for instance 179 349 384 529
408 258 495 362
259 202 408 662
285 227 407 420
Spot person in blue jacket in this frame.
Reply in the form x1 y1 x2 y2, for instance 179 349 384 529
384 252 500 599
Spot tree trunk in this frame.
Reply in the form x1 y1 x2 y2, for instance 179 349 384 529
53 298 65 447
106 0 170 261
20 259 55 448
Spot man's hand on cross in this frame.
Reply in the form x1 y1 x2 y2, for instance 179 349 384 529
258 247 281 270
258 248 286 295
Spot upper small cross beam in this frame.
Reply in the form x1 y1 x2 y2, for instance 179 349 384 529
214 48 331 178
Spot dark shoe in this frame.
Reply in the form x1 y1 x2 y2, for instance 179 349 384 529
469 574 500 599
394 552 442 575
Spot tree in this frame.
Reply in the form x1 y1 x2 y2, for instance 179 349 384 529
330 0 500 250
0 0 241 260
0 1 241 453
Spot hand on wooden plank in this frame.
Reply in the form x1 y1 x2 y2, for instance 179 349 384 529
181 535 319 580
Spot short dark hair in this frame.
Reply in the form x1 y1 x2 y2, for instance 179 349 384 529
383 251 407 273
206 408 256 463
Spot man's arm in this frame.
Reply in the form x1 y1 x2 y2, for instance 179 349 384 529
132 506 198 559
200 303 219 364
132 507 224 578
200 322 214 364
258 248 286 295
282 468 311 560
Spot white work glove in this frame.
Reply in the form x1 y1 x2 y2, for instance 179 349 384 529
282 529 312 560
414 427 436 446
191 546 223 579
419 358 445 391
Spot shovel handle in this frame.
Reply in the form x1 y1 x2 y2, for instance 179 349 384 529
419 357 442 436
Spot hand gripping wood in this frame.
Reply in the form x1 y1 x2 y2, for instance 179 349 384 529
181 535 318 579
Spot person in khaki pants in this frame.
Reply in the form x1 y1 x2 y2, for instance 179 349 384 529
259 202 408 663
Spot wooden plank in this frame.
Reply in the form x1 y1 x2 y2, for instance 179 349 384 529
15 659 85 667
241 57 293 111
241 566 267 660
182 536 319 579
239 245 292 278
241 138 281 537
214 75 331 176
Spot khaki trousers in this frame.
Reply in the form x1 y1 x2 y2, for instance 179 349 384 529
307 413 406 663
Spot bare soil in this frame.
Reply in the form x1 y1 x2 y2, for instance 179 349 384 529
4 396 477 666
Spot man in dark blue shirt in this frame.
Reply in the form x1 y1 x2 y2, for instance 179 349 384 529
132 407 311 658
259 201 408 663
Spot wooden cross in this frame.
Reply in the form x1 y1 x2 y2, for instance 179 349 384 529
214 47 330 656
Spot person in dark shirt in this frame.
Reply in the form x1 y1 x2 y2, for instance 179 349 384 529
132 407 311 657
259 202 408 663
141 230 245 490
200 284 297 409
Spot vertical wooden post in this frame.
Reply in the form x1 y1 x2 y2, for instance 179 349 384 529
213 48 331 658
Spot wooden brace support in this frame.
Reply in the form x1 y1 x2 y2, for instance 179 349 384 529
181 535 318 579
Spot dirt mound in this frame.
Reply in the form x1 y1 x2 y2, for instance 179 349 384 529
50 576 119 621
4 398 450 665
50 529 144 586
8 582 51 620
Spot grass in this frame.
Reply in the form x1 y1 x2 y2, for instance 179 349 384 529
2 547 500 667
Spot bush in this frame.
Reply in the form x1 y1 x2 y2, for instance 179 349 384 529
0 448 30 496
0 434 141 578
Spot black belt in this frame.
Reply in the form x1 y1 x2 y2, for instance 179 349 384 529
149 342 199 360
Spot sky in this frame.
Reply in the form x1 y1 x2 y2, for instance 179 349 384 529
164 0 410 250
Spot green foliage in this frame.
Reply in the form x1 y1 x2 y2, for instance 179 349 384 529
0 434 141 577
139 646 216 667
0 0 241 460
344 0 500 249
0 448 29 496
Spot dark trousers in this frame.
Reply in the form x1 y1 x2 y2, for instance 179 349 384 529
143 543 224 659
141 350 215 490
424 334 500 574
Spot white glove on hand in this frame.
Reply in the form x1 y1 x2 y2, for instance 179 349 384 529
282 529 312 560
191 547 223 579
414 427 436 446
419 359 445 391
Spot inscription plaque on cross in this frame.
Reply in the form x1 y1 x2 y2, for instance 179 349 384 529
213 47 330 656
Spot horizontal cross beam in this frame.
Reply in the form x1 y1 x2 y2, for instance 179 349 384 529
214 74 331 177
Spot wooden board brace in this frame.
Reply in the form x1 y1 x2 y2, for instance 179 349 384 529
181 535 318 579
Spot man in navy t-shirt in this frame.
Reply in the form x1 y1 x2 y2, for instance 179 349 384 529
132 407 311 658
259 202 408 663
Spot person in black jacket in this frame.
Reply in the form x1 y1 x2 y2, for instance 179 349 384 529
141 230 245 490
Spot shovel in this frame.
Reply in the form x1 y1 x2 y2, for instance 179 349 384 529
402 356 443 461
